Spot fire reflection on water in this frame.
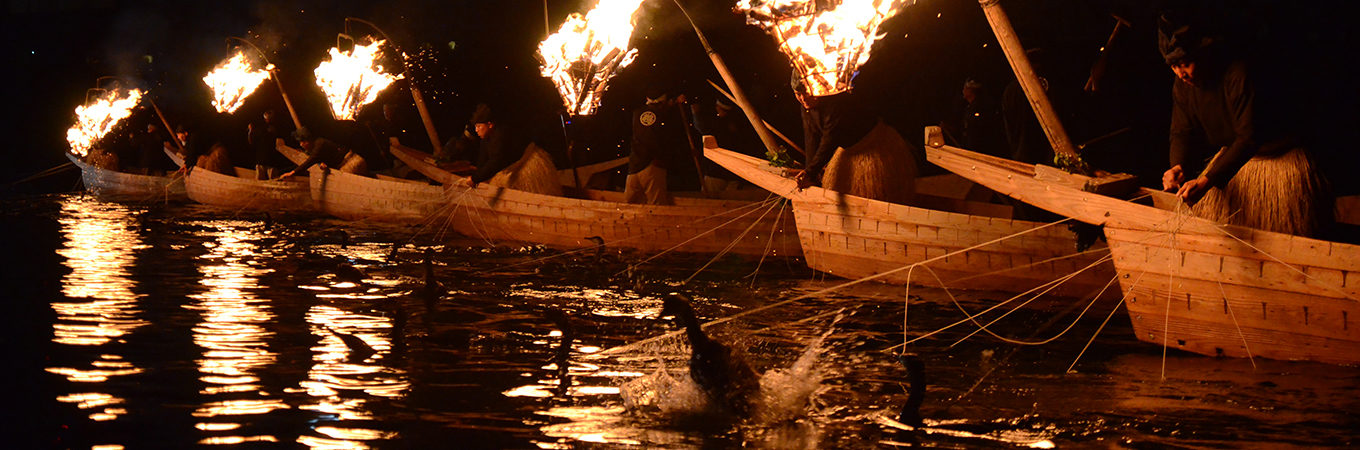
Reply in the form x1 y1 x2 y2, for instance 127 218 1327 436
184 220 287 443
296 303 408 448
49 198 148 421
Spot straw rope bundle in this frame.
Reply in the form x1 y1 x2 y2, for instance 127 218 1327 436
197 144 233 175
338 151 370 176
821 120 917 204
1192 147 1333 237
489 143 563 197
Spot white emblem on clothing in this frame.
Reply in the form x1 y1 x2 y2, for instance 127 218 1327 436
639 111 656 126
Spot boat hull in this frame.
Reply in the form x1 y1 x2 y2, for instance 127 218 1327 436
390 145 802 257
707 146 1114 297
185 167 312 212
67 152 187 202
923 135 1360 364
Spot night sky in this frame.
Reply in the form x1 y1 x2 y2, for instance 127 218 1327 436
4 0 1358 194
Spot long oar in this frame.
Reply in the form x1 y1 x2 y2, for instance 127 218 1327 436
8 162 76 187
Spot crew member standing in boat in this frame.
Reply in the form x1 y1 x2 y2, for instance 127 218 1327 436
692 96 758 193
625 88 685 205
793 71 916 204
248 109 291 180
1157 12 1332 237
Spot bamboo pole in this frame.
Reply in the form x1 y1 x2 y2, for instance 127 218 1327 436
147 98 184 151
707 80 804 156
673 0 784 158
346 17 442 151
227 38 305 130
978 0 1077 158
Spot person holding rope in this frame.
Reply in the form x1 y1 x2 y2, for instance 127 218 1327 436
460 103 562 196
1157 12 1332 237
278 127 349 178
792 71 916 204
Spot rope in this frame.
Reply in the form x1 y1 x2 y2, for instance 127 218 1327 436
592 215 1078 359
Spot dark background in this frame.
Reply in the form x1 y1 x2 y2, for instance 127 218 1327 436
3 0 1358 195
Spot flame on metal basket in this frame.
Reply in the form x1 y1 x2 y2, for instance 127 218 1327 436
736 0 911 97
537 0 646 116
314 39 402 121
65 88 144 157
203 51 275 114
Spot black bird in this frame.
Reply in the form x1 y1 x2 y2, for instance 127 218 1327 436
420 248 444 301
657 293 761 414
261 212 273 230
332 262 367 284
585 236 606 263
546 308 574 397
326 326 376 362
897 354 926 427
388 241 401 261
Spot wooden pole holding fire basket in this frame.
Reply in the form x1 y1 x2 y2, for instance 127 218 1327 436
977 0 1077 158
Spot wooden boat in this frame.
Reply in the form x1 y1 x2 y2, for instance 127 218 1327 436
164 147 313 212
65 151 187 202
389 144 802 257
276 144 452 224
704 143 1114 298
923 128 1360 364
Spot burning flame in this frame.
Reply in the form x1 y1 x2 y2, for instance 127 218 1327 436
65 88 144 157
537 0 646 116
314 39 402 121
737 0 912 96
203 51 274 114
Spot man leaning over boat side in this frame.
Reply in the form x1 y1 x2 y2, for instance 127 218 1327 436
457 103 562 196
278 127 349 179
1156 11 1333 237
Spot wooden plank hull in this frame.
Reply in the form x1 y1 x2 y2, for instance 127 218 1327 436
276 144 450 224
66 152 187 202
390 145 802 257
706 146 1114 297
309 169 450 224
924 140 1360 364
185 167 312 212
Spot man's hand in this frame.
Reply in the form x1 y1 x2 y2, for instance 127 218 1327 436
794 170 814 189
1176 175 1211 205
1162 165 1185 191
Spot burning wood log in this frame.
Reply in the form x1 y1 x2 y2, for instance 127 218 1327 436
66 85 143 158
737 0 912 97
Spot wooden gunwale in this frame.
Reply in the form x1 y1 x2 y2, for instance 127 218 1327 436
389 144 801 257
705 146 1115 297
924 141 1360 364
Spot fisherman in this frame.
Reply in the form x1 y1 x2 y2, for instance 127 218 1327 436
624 88 686 205
945 78 1006 157
1157 12 1332 237
278 127 349 178
247 109 290 180
691 96 757 193
462 103 562 196
132 121 172 175
792 71 916 204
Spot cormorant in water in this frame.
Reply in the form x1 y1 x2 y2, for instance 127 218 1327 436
326 326 376 362
897 353 926 427
657 293 761 414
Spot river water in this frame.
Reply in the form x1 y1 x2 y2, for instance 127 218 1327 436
2 193 1356 449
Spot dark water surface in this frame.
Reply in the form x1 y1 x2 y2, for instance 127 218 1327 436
3 193 1356 449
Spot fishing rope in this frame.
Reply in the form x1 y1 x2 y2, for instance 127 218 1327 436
948 255 1118 347
614 196 783 276
1218 279 1257 368
680 195 788 285
744 196 794 285
1066 273 1140 373
592 215 1077 359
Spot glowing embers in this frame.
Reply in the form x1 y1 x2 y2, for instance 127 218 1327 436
736 0 912 96
66 87 143 157
537 0 646 116
314 39 402 121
